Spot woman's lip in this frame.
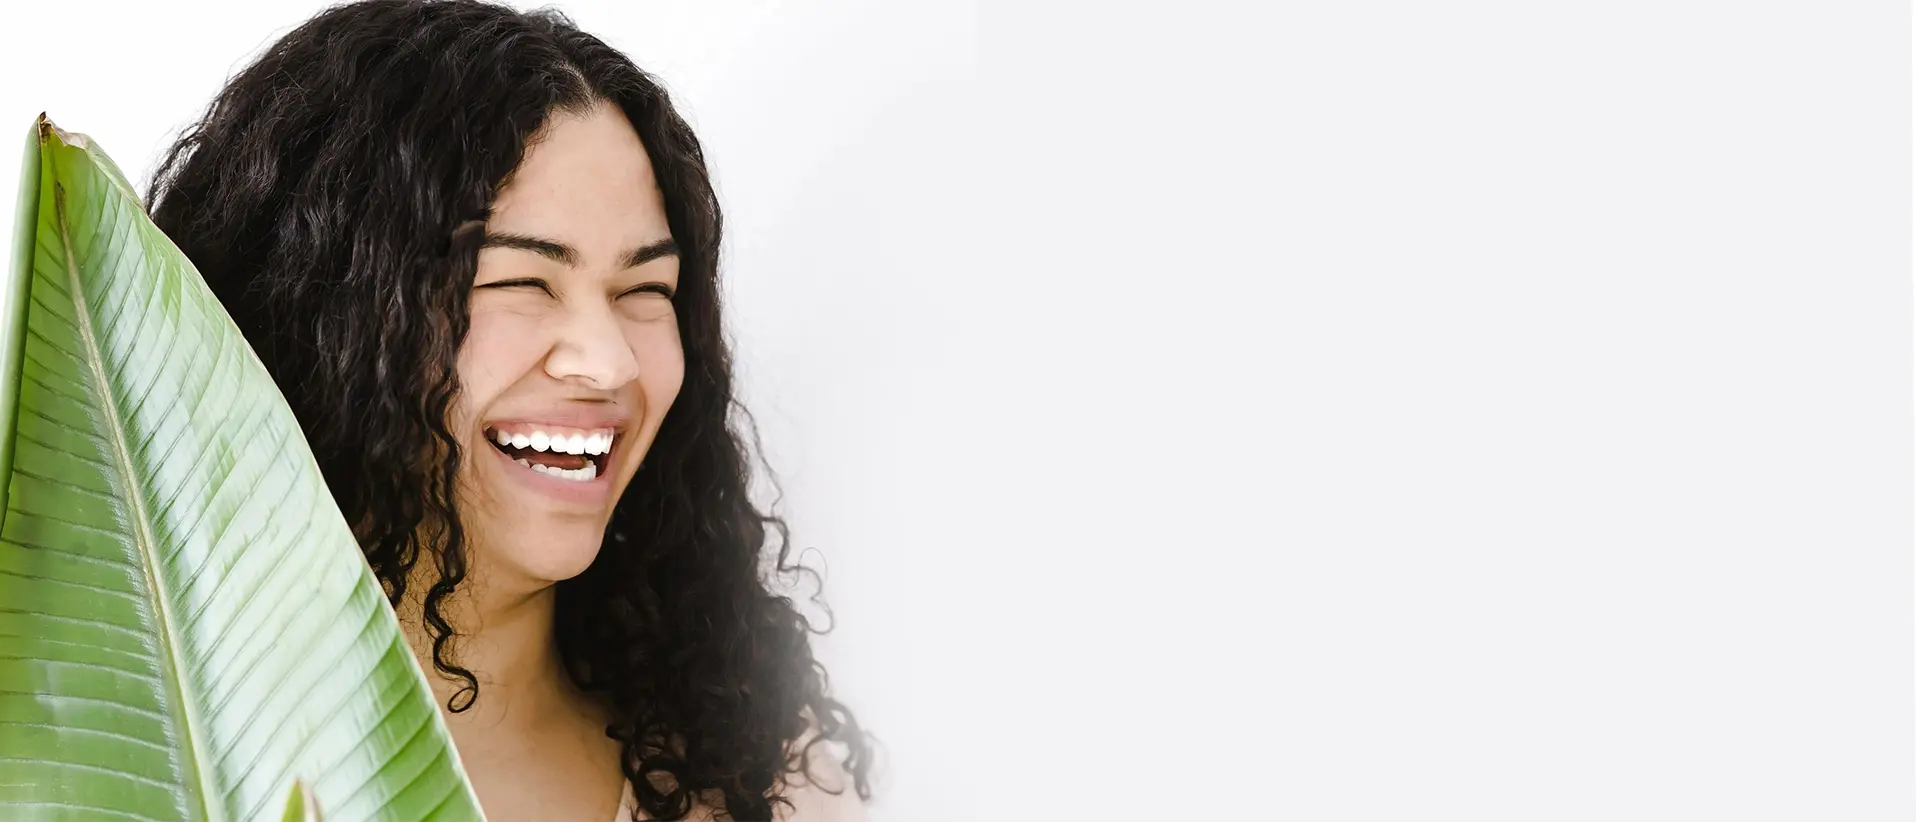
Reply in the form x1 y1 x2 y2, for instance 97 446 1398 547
482 426 624 462
483 434 617 506
481 410 632 433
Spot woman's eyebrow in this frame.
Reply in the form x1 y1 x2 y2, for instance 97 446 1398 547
480 232 679 269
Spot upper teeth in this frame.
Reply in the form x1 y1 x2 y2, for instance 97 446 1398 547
492 427 614 455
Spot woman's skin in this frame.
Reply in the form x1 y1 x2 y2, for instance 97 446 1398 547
383 99 865 821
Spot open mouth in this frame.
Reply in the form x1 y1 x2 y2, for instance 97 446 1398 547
483 425 619 483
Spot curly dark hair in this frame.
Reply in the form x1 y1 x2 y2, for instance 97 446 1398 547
140 1 873 818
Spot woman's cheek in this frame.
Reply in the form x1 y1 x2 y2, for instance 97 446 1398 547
630 321 685 398
459 305 545 397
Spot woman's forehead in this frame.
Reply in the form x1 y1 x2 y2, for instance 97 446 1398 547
486 106 671 255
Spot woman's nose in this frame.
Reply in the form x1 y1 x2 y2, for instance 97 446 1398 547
542 302 641 390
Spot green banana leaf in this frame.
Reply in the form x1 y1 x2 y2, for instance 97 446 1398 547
0 115 483 821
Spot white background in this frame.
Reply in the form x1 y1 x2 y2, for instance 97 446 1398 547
3 2 1912 820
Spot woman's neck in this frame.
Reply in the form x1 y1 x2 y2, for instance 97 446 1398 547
390 555 629 820
392 560 596 738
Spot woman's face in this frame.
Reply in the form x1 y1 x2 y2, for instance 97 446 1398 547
448 100 684 591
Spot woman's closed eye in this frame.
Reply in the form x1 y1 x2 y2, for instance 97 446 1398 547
619 283 676 300
476 277 555 297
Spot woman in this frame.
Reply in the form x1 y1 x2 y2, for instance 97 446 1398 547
141 1 873 819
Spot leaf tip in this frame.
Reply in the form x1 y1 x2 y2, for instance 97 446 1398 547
282 777 326 822
33 115 88 150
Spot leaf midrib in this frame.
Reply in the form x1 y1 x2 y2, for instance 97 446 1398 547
51 167 224 822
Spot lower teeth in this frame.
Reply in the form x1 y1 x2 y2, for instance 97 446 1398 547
512 457 597 482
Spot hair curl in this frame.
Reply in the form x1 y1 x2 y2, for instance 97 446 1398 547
142 1 873 818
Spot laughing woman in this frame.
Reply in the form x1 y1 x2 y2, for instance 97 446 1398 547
142 1 873 819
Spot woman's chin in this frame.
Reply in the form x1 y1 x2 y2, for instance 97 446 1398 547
491 530 608 585
454 506 613 585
